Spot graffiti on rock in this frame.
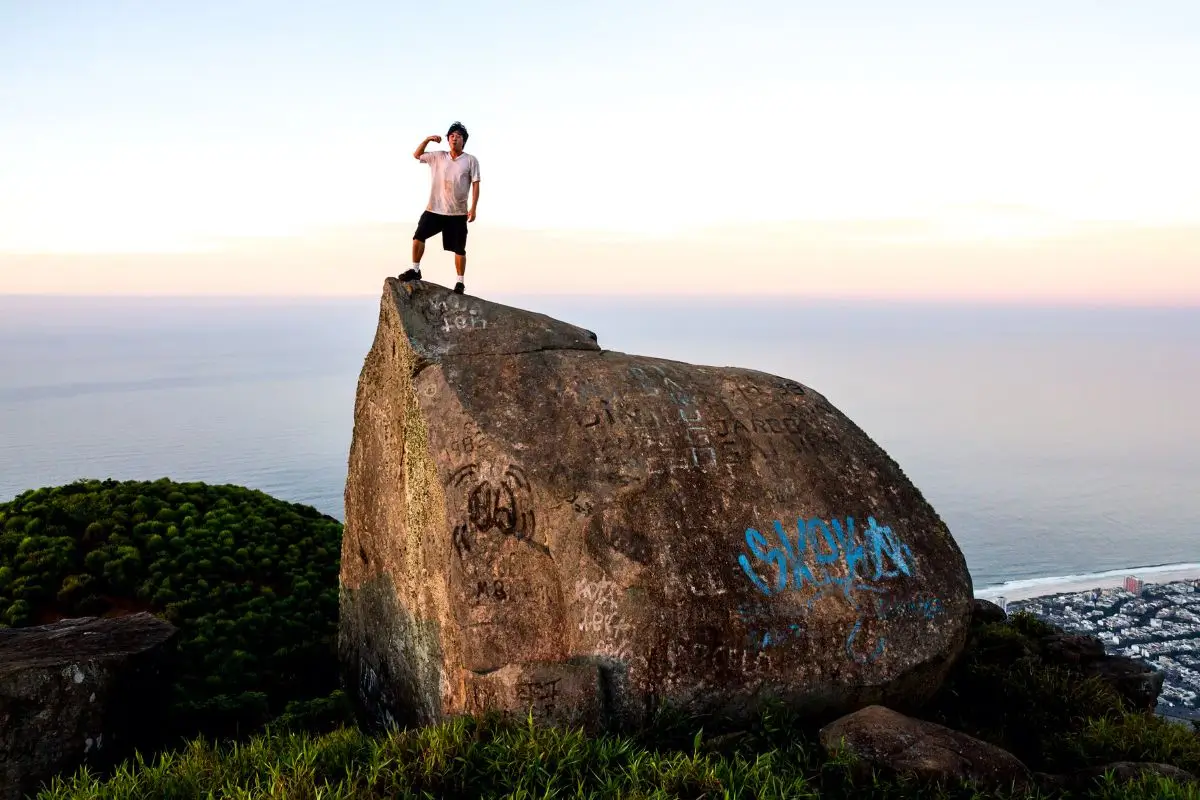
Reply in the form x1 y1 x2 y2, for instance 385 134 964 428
737 515 914 599
448 463 545 557
737 592 944 664
467 577 557 607
627 365 719 476
574 577 634 661
447 421 483 459
475 579 508 602
735 515 935 663
574 366 815 478
584 515 653 567
733 377 806 399
736 603 805 650
660 640 775 676
515 677 562 717
435 296 487 333
849 592 945 663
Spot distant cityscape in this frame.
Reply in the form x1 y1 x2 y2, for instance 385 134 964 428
1002 576 1200 723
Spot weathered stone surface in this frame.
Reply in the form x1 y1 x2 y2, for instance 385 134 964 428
819 704 1035 793
339 280 974 733
970 598 1007 625
464 661 604 730
0 613 177 800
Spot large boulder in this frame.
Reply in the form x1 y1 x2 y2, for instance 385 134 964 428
819 704 1036 793
339 280 974 733
0 613 177 800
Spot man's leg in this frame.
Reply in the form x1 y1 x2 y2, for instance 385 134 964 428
400 212 438 280
447 216 468 294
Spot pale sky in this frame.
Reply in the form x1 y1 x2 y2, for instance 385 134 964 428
2 1 1199 301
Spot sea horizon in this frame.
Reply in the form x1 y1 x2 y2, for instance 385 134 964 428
2 292 1197 597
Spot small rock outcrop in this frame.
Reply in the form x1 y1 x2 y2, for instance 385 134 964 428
339 280 974 734
820 705 1198 793
0 613 177 800
820 704 1036 793
970 598 1008 625
1040 632 1165 711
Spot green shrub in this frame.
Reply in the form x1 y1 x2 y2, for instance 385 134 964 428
923 617 1130 773
1063 713 1200 776
0 478 342 741
1007 610 1060 639
266 690 357 736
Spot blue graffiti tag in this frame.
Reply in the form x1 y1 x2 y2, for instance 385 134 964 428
737 516 914 600
886 596 943 621
844 616 886 663
737 604 804 650
738 593 944 664
734 516 928 663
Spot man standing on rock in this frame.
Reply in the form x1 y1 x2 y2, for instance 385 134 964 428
398 121 480 295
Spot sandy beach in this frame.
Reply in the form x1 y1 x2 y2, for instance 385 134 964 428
974 564 1200 603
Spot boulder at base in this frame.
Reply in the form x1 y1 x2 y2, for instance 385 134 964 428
819 704 1036 793
0 613 177 800
339 280 974 733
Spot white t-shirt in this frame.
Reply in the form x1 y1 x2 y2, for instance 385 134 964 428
419 150 481 216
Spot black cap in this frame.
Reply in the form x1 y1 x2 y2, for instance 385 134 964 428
447 121 469 143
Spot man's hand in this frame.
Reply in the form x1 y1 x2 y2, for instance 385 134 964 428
468 209 476 223
414 135 442 159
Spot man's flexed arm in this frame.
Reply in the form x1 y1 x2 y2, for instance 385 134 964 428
413 135 441 160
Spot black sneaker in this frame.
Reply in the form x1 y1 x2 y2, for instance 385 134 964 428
398 268 422 281
453 282 465 295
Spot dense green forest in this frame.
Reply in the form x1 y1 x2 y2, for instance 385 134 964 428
0 478 344 737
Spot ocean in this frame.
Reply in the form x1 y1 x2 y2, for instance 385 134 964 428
1 292 1197 594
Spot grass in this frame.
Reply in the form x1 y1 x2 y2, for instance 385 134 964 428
26 606 1200 799
37 712 1056 800
35 708 1200 799
1065 713 1200 776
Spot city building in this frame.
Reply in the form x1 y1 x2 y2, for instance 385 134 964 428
1008 578 1199 722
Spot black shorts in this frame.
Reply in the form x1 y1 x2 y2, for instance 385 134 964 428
413 210 468 255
